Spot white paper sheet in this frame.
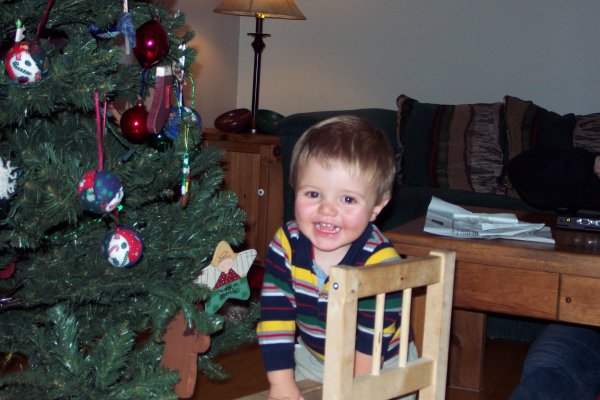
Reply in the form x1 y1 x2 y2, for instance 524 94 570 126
424 197 555 244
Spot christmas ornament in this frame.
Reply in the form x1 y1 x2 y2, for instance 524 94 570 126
117 0 135 55
133 18 169 69
160 309 210 398
146 65 173 133
195 241 256 313
0 260 15 279
77 170 124 214
4 20 48 84
0 157 17 217
102 226 143 268
88 23 120 39
163 106 201 140
147 130 172 152
0 158 18 200
0 278 23 313
120 99 149 143
179 152 190 207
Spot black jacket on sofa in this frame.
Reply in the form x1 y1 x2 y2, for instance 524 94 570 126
508 147 600 213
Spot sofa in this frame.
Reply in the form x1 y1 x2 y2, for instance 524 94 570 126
275 94 600 340
276 94 600 230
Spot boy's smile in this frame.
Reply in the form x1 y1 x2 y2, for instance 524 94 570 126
294 158 389 268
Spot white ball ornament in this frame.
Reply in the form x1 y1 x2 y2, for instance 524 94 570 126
102 226 143 268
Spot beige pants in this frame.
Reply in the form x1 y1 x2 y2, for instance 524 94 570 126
294 339 418 400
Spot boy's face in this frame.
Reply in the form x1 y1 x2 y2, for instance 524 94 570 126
294 158 389 265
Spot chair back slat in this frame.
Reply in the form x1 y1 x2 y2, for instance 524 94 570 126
399 288 412 368
322 250 455 400
371 292 386 375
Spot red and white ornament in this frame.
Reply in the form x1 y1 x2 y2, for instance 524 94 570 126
4 42 43 84
102 226 144 268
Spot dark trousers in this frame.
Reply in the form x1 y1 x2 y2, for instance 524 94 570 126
509 324 600 400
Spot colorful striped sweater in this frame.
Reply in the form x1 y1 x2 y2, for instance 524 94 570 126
257 221 404 372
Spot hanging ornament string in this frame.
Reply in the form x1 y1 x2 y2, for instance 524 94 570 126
139 69 149 98
36 0 55 39
94 91 108 171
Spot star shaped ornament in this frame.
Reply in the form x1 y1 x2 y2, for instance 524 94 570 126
195 241 256 313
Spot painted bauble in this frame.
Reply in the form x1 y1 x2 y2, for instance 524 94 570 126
120 100 149 143
4 41 48 84
162 106 202 140
102 226 143 268
77 170 124 214
133 19 169 69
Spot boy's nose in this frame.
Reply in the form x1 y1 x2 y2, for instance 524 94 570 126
318 199 337 216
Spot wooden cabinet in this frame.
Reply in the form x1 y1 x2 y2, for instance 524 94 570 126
202 128 283 266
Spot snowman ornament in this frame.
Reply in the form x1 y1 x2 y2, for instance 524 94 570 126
102 226 144 268
5 42 42 84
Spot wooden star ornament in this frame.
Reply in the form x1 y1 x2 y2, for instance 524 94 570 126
195 241 256 313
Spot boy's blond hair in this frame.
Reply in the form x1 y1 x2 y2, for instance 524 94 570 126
289 115 396 203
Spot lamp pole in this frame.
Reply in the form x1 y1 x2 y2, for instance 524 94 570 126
248 15 270 133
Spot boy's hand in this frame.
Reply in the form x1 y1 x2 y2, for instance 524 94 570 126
267 369 304 400
354 350 373 377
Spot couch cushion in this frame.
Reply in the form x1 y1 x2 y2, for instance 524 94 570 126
573 113 600 153
396 95 507 195
504 95 576 161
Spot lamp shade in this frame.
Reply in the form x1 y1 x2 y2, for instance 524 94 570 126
214 0 306 20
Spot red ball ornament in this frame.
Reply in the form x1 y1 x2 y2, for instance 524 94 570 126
133 19 169 69
120 100 149 143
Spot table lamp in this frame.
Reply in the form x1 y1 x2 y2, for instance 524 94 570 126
214 0 306 133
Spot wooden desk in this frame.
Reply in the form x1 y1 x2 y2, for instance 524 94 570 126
385 212 600 396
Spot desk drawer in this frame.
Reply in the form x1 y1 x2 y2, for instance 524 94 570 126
559 275 600 327
453 262 559 319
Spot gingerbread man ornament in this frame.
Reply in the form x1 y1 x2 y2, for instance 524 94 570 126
161 309 210 398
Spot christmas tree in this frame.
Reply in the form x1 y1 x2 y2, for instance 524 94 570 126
0 0 258 398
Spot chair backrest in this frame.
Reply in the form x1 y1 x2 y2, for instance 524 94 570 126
320 249 456 400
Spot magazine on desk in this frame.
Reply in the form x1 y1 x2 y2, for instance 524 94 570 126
424 197 555 244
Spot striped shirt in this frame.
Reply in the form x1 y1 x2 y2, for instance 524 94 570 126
257 221 404 372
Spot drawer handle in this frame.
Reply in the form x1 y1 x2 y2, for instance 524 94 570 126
565 297 572 304
257 188 265 197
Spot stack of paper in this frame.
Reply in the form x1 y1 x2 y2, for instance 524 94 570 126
424 197 555 244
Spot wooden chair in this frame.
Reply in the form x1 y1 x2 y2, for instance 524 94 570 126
238 249 455 400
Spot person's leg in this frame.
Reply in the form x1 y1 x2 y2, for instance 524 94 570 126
294 340 324 382
510 324 600 400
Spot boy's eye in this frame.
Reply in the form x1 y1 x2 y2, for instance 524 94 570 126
342 196 357 204
305 191 319 199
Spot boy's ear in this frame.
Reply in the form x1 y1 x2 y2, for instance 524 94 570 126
370 195 390 221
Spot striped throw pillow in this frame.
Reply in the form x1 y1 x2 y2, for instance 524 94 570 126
396 95 507 195
504 95 576 161
573 113 600 153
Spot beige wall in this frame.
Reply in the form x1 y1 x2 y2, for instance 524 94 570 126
175 0 239 128
180 0 600 126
